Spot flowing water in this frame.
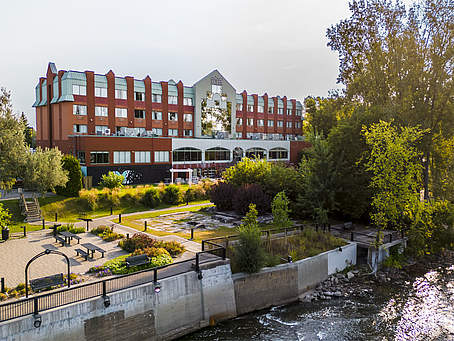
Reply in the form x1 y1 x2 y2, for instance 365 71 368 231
181 262 454 341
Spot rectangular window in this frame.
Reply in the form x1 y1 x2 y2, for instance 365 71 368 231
247 104 254 112
277 120 284 127
73 104 87 115
168 112 178 121
152 128 162 136
134 109 145 119
133 127 146 136
268 106 274 114
77 151 86 164
184 129 192 137
236 132 242 138
183 114 193 122
95 87 107 97
115 89 127 99
257 119 264 127
236 103 243 111
168 128 178 136
287 121 292 128
268 120 274 127
73 124 87 133
115 108 127 118
247 118 254 126
134 151 150 163
152 94 162 103
212 84 222 94
236 118 243 125
278 108 284 115
183 97 193 106
116 126 127 135
168 96 178 105
90 151 109 164
72 85 86 96
95 106 108 117
287 109 292 115
152 111 162 120
113 151 131 164
135 92 145 101
257 105 264 113
95 125 108 135
154 151 169 162
296 109 302 116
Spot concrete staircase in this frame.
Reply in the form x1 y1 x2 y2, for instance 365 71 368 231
19 193 42 223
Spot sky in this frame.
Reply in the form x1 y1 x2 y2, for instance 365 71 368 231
0 0 356 128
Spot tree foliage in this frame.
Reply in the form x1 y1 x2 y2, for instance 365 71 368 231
272 191 292 228
222 157 271 187
56 155 83 197
100 172 124 189
0 202 11 229
303 95 342 137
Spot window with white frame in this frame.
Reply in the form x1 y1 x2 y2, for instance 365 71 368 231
286 121 293 128
152 94 161 103
73 105 87 115
257 105 264 113
278 108 284 114
113 151 131 164
115 108 127 118
269 148 288 160
247 104 254 112
277 120 284 127
183 97 193 106
237 118 243 125
184 129 192 137
287 109 292 115
168 112 178 121
95 106 108 117
152 128 162 136
257 119 264 126
211 84 222 94
236 103 243 111
72 85 86 96
168 96 178 104
73 124 87 133
183 113 192 122
152 111 162 120
154 151 169 162
296 109 302 116
268 106 274 114
247 118 254 126
134 151 150 163
135 92 145 101
134 109 145 119
115 89 127 99
95 87 107 97
95 125 108 135
268 120 274 127
168 129 178 136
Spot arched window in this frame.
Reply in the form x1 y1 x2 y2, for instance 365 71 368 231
245 147 266 159
268 147 288 160
205 147 231 161
172 147 202 162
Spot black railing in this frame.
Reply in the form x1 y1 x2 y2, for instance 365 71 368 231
0 245 226 323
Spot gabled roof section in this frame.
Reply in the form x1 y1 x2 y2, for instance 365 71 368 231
193 69 236 92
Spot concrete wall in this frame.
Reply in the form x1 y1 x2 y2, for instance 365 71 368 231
0 261 236 341
233 242 357 316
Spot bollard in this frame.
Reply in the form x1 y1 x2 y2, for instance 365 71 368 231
1 278 4 293
350 231 354 241
126 233 129 239
144 221 147 232
190 228 194 240
119 213 122 223
22 225 26 237
42 219 45 230
55 213 58 222
110 207 113 216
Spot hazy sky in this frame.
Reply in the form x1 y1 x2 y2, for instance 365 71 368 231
1 0 355 128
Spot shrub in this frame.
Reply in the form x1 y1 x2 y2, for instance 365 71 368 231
159 240 185 256
91 225 124 241
55 155 83 197
0 293 7 301
88 265 112 277
209 182 236 211
79 189 98 210
161 184 182 205
103 253 173 274
57 224 85 234
117 233 185 256
272 191 292 228
100 171 124 189
223 157 271 187
141 187 161 208
132 247 170 258
233 204 266 273
233 184 270 215
105 188 120 207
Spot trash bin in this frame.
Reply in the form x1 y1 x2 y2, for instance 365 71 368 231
2 228 9 241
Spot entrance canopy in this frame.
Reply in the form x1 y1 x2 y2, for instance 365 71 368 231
170 168 193 184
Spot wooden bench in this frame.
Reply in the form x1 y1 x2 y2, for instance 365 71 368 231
125 254 150 267
30 273 64 292
75 248 89 260
343 222 353 230
55 235 65 246
95 247 106 258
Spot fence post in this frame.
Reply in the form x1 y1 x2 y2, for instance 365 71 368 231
110 207 113 216
144 221 147 232
55 213 58 222
222 247 226 260
33 297 39 315
195 253 200 272
102 281 107 297
350 231 354 241
1 278 4 293
190 228 194 240
22 225 26 237
153 268 158 283
126 233 129 239
201 240 205 252
42 219 45 230
118 214 122 223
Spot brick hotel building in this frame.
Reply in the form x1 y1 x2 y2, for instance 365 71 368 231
34 63 309 184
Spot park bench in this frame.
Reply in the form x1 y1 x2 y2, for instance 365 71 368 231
75 248 89 261
95 246 106 258
72 235 81 244
30 273 64 292
55 235 66 246
343 222 353 230
125 254 150 268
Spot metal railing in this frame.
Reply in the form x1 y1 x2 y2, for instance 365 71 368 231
0 245 225 323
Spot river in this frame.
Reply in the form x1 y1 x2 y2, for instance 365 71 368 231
181 261 454 340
